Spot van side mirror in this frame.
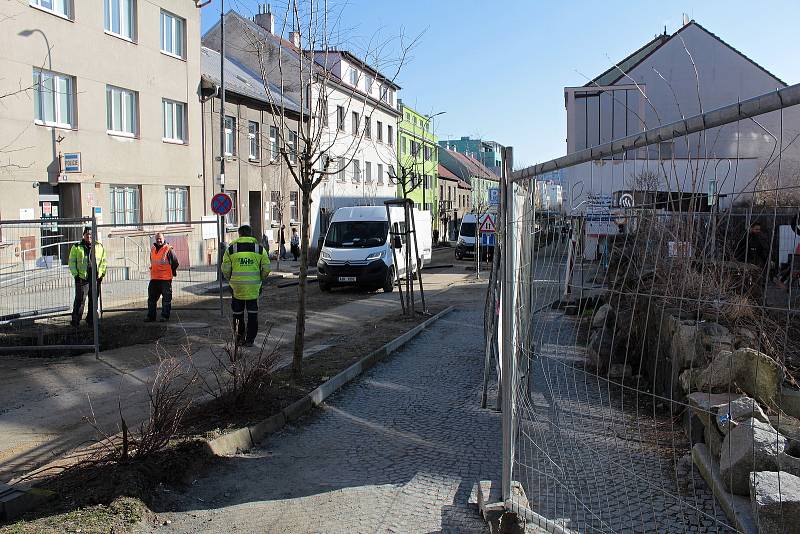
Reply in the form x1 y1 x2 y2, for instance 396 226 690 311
393 236 402 249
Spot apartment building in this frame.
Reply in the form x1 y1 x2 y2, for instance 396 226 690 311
0 0 204 241
437 163 471 241
440 136 504 177
438 147 499 208
397 101 439 222
202 9 401 254
199 46 303 253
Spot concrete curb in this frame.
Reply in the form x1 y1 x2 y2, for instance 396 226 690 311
692 443 757 534
207 306 456 456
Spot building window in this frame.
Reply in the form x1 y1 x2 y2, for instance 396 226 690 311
423 175 432 189
352 160 360 183
109 185 140 225
424 146 432 161
388 125 394 147
290 191 298 221
104 0 135 40
106 85 137 136
226 190 238 226
270 190 280 222
162 99 186 143
377 163 384 185
288 130 297 163
352 111 359 135
319 155 331 180
248 121 259 160
224 115 236 155
165 186 188 223
349 67 358 86
336 105 345 132
160 9 185 58
33 68 74 129
377 121 383 142
365 161 372 183
401 137 407 154
380 85 388 103
269 126 278 161
338 159 346 182
30 0 71 18
364 116 371 139
410 140 419 156
365 74 374 94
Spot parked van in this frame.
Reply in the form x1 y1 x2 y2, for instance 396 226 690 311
317 206 432 292
455 212 495 260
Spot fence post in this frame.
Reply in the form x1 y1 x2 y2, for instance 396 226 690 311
501 146 516 502
90 215 100 359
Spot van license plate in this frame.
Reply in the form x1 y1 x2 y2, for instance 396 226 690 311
338 276 356 283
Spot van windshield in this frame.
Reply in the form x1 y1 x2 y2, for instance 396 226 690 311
324 221 388 248
460 222 476 237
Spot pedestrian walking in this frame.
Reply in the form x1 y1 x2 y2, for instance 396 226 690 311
222 224 271 346
68 227 107 327
145 232 179 322
290 227 300 261
279 224 287 260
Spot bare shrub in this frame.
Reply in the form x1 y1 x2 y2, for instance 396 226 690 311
84 348 198 463
194 324 281 412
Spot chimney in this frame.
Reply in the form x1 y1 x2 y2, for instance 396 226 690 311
254 3 274 35
289 31 301 48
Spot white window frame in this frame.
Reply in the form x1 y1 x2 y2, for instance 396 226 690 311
33 68 75 129
288 130 297 164
224 115 236 156
338 159 346 182
377 163 384 185
351 159 360 183
248 120 259 160
365 74 374 95
387 125 394 147
269 125 278 161
162 99 186 144
30 0 71 19
377 121 383 142
160 9 185 59
290 191 298 222
165 185 188 223
106 85 138 137
336 105 345 132
364 116 371 139
351 111 359 135
104 0 135 41
364 161 372 183
349 67 358 86
109 185 140 225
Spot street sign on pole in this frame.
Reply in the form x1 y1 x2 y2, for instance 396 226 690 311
479 213 496 233
488 187 500 206
211 192 233 216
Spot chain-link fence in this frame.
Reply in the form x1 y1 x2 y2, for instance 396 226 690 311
495 83 800 533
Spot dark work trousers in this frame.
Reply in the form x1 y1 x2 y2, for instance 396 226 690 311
231 297 259 343
147 279 173 319
72 277 102 325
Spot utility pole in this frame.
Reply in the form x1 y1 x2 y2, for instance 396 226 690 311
216 0 226 316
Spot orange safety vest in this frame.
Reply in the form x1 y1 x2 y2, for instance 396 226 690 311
150 244 174 281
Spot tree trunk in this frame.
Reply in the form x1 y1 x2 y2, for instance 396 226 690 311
292 181 313 378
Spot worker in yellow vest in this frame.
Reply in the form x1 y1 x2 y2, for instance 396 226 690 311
68 227 107 327
222 224 271 346
146 232 179 322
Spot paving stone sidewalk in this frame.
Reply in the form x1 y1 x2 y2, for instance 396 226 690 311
142 308 495 534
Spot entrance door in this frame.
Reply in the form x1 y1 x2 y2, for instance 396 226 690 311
38 184 60 265
248 191 262 240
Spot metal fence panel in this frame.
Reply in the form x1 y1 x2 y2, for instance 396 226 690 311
499 91 800 532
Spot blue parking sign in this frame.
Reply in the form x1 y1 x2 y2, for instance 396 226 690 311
488 188 500 206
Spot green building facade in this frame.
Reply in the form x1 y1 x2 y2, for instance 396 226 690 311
397 101 439 227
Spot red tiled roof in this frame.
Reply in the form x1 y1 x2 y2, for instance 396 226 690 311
438 163 459 181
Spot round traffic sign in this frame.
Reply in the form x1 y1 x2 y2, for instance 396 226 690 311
211 192 233 216
619 193 635 208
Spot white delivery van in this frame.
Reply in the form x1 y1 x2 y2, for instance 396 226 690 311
455 212 496 260
317 206 432 292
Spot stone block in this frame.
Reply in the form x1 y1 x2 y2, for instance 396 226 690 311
720 418 786 496
591 303 614 329
687 392 742 428
717 396 769 435
693 348 784 408
706 422 725 460
750 471 800 534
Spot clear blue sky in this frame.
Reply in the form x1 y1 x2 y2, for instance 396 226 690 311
201 0 799 168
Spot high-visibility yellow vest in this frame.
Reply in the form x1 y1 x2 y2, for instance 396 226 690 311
68 241 107 280
222 236 271 300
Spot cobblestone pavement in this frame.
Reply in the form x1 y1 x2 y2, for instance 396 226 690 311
141 308 495 534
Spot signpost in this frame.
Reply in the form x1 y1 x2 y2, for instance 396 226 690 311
488 187 500 206
211 192 233 216
63 152 81 173
479 213 497 247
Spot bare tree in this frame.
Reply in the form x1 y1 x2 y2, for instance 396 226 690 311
238 0 418 378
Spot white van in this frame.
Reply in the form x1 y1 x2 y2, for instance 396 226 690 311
317 206 432 292
455 212 495 260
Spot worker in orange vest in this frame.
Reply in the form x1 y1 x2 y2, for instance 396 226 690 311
146 232 179 322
